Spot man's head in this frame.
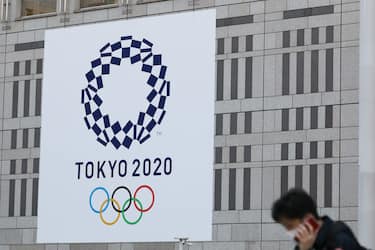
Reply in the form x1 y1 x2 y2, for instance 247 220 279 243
272 188 319 231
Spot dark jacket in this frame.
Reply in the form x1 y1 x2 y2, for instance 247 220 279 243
295 216 365 250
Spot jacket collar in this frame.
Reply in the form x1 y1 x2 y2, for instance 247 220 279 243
313 216 333 250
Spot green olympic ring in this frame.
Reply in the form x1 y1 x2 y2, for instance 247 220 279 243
121 197 143 225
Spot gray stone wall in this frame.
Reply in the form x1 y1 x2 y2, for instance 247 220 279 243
0 0 360 249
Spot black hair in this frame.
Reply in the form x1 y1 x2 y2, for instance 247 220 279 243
271 188 319 222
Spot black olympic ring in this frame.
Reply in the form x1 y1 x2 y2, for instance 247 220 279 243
111 185 132 213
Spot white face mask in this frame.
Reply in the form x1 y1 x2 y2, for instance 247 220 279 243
286 228 298 241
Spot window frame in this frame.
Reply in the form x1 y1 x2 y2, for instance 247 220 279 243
19 0 58 18
78 0 119 11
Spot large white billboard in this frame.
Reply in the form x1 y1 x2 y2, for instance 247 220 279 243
38 9 215 243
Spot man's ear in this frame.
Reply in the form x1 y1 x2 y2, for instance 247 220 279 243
303 213 313 221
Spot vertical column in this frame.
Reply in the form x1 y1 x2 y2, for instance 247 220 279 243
359 0 375 248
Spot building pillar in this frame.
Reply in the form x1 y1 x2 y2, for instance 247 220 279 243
359 0 375 249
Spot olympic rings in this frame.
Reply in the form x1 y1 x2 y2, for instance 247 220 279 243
111 186 132 213
122 198 143 225
89 186 109 214
89 185 155 225
134 185 155 212
99 198 121 226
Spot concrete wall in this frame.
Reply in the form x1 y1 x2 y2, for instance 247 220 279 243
0 0 360 249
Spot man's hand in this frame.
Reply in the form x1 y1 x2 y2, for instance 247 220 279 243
296 222 317 250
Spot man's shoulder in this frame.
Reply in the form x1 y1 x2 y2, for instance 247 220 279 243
333 232 363 249
328 220 352 236
328 222 364 250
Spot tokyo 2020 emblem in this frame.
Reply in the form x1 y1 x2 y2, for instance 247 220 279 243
81 36 170 150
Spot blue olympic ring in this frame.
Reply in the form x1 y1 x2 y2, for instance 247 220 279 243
89 186 110 214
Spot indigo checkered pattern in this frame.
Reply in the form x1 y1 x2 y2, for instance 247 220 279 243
81 36 170 149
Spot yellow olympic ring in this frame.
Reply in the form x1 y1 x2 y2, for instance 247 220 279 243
99 198 121 226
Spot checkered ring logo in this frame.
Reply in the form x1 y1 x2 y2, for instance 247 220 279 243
81 36 170 150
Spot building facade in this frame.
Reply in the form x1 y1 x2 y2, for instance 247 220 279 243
0 0 360 249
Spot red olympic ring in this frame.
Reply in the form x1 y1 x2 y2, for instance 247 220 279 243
133 185 155 212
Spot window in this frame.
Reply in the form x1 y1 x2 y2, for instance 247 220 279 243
310 164 318 202
325 140 333 158
310 106 318 129
283 5 334 19
10 160 16 175
326 26 334 43
216 114 223 135
246 35 253 51
310 141 318 159
325 105 333 128
229 146 237 163
21 159 27 174
296 52 304 94
311 50 319 93
231 37 239 53
215 147 222 164
245 57 253 98
32 178 39 216
282 109 289 131
281 166 288 195
24 80 30 117
35 79 42 116
36 59 43 74
324 164 332 207
281 143 288 160
214 169 222 211
80 0 117 9
13 62 19 76
228 169 236 210
33 158 40 173
11 130 17 149
25 60 31 75
34 128 41 148
282 53 290 95
295 142 303 160
22 0 57 16
9 180 15 216
217 60 224 101
20 179 27 216
12 82 19 118
243 168 251 210
245 112 252 133
231 59 238 99
217 38 224 55
326 49 333 91
230 113 237 135
296 107 304 130
283 31 290 48
22 129 29 148
244 145 251 162
297 29 305 46
295 165 303 188
137 0 168 4
312 27 319 44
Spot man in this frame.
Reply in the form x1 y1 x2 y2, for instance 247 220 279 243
272 188 366 250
